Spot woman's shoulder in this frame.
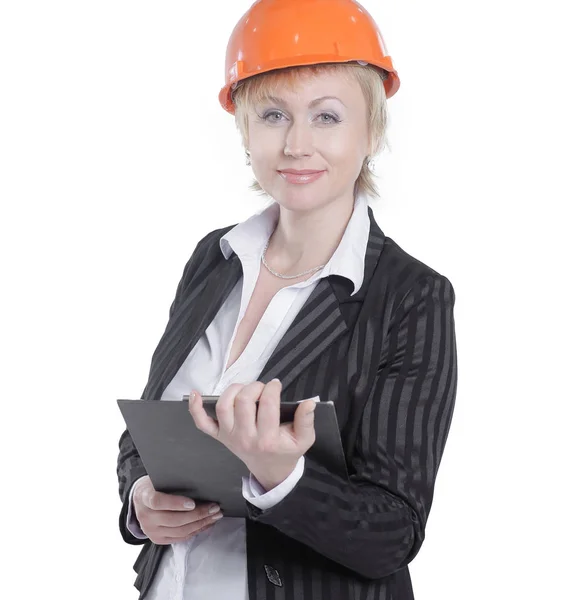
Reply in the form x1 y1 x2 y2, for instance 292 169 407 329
174 224 237 285
382 235 451 280
379 235 456 307
185 223 239 262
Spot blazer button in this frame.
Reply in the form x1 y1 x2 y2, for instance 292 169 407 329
264 564 283 587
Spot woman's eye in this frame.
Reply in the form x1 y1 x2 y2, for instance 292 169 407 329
264 111 284 122
319 112 339 124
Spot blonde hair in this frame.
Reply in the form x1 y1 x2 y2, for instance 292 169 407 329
231 62 390 200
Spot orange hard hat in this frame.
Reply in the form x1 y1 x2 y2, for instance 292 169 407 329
218 0 400 114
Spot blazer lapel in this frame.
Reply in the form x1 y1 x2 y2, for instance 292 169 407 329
258 206 386 392
142 254 243 401
256 276 349 390
143 205 386 401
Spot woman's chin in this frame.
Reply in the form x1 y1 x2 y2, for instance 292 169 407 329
273 182 329 207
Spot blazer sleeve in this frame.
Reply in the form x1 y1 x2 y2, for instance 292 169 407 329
245 273 458 580
116 231 214 545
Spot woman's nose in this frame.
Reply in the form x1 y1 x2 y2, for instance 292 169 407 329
283 121 314 158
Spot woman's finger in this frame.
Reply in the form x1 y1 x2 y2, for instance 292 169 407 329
233 382 263 440
214 383 242 434
155 520 218 545
156 511 223 539
256 379 282 445
145 505 218 529
292 399 317 448
189 390 219 438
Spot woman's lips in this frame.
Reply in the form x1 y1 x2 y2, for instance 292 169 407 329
278 170 325 184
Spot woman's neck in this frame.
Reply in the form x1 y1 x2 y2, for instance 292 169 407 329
265 194 356 274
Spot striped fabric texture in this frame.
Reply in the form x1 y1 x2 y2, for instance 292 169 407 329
117 205 458 600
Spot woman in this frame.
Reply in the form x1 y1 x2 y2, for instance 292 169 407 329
117 1 458 599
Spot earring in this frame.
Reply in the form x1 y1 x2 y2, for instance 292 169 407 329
245 150 251 166
366 157 376 172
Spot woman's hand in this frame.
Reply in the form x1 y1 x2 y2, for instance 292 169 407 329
132 476 224 545
188 378 317 491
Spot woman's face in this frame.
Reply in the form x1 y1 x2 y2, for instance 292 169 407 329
247 69 370 210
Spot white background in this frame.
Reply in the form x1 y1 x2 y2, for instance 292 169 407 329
1 1 578 598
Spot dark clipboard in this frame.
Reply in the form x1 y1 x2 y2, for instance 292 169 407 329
117 396 348 518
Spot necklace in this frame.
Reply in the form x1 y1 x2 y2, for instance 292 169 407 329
261 233 327 280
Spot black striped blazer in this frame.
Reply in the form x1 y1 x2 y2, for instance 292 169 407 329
117 204 458 600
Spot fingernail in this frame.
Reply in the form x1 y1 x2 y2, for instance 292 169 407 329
184 500 196 509
209 504 220 514
212 512 224 520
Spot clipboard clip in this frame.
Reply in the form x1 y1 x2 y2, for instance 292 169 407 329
181 393 320 403
181 394 220 401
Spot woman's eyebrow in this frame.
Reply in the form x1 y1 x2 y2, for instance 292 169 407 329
261 95 347 108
